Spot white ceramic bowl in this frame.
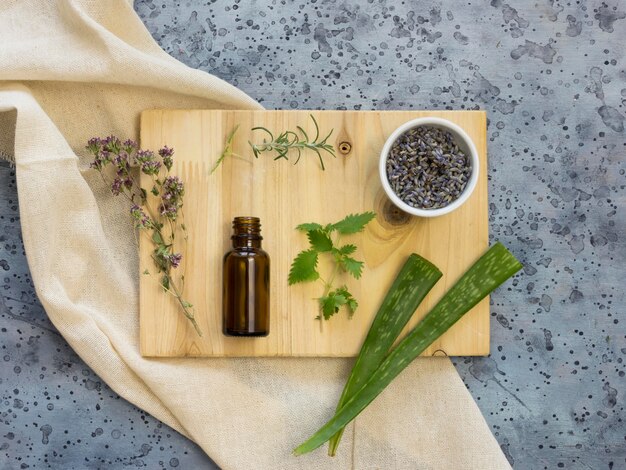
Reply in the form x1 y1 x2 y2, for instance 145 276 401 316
379 117 479 218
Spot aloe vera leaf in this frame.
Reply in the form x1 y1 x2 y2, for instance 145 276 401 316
327 254 442 456
294 242 522 455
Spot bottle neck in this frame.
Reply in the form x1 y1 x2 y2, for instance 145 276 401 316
232 236 262 249
231 216 263 250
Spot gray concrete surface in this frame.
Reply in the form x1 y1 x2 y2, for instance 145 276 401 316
2 0 625 468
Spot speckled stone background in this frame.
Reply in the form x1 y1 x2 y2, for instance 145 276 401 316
2 1 625 468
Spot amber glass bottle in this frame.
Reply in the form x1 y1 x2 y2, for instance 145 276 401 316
223 217 270 336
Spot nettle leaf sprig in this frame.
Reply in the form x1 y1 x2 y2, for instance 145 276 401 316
288 212 376 321
86 136 202 336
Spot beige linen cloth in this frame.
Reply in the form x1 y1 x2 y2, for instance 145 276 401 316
0 1 511 469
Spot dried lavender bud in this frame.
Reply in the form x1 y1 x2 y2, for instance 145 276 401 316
386 125 471 210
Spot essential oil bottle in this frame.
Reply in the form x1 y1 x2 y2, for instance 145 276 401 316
223 217 270 336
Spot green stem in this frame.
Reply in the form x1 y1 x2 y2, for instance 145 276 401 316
317 263 340 331
322 264 340 297
168 275 202 337
317 231 342 329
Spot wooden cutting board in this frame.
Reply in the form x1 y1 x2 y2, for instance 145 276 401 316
139 110 488 357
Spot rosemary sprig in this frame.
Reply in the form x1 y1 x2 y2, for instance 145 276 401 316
249 114 336 170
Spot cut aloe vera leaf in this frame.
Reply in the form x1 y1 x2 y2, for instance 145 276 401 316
327 254 442 456
294 242 522 455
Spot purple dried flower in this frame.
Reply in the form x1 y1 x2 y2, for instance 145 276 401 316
123 139 138 153
158 146 174 170
111 177 122 195
163 155 173 170
159 176 184 220
90 154 107 170
113 150 128 164
169 253 182 269
159 145 174 157
112 151 132 179
102 135 121 153
141 159 162 175
86 137 103 153
130 204 151 228
163 176 184 194
88 138 111 170
158 146 174 158
135 149 155 163
158 204 177 219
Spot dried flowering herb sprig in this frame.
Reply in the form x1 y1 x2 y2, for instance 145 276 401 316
87 136 202 336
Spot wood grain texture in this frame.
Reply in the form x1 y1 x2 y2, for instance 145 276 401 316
139 110 488 357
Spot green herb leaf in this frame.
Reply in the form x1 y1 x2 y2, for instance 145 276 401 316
340 256 364 279
160 275 170 291
320 287 358 320
296 222 323 232
142 269 150 275
288 250 320 285
307 230 333 252
155 245 169 257
320 291 348 320
152 230 164 244
331 212 376 235
336 244 357 255
335 286 358 315
319 296 334 320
